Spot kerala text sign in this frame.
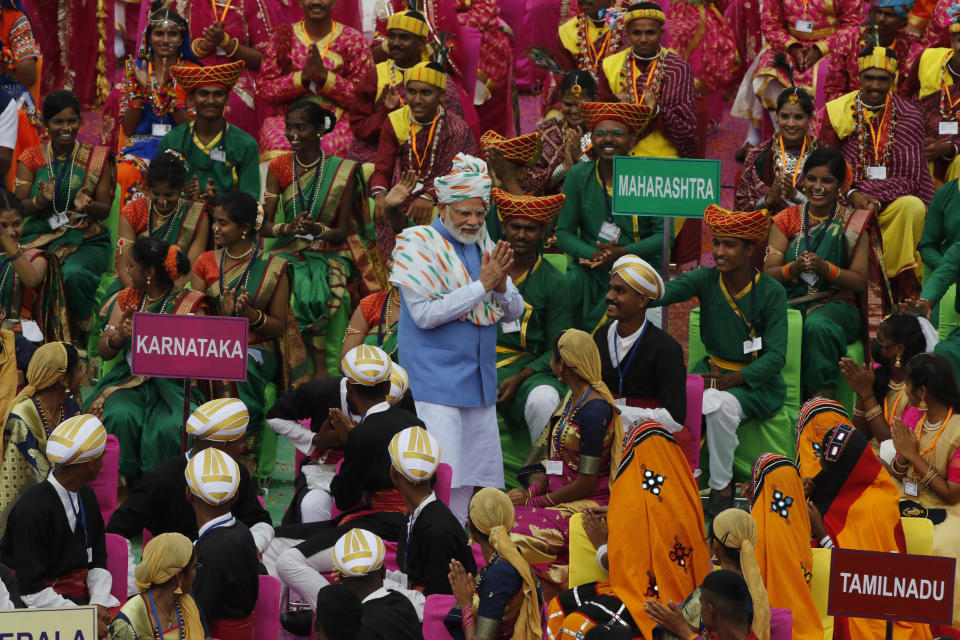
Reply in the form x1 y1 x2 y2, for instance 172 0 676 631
828 548 956 625
131 312 248 381
0 605 97 639
612 157 721 218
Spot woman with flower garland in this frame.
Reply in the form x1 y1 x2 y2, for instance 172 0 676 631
86 236 209 484
14 90 116 341
255 0 373 159
112 4 200 204
762 147 878 398
735 86 818 215
263 100 381 378
191 190 308 483
598 2 699 159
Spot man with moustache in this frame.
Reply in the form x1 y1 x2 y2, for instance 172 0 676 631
593 254 686 433
556 101 662 332
819 45 934 299
389 154 524 522
156 61 261 202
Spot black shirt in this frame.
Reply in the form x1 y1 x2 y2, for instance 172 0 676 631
396 499 476 596
192 518 259 620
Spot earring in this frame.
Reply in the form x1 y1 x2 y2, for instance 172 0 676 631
146 275 151 286
895 353 902 368
174 582 183 595
920 396 928 412
241 231 247 239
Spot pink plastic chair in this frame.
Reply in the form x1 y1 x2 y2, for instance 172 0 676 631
142 528 153 547
682 374 704 471
105 532 129 604
89 435 120 524
253 575 282 640
422 594 457 639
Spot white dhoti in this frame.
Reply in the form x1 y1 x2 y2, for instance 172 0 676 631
524 385 561 443
702 388 743 491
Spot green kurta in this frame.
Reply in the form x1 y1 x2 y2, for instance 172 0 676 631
780 207 861 393
919 180 960 327
156 122 260 200
657 267 788 420
921 241 960 381
556 160 663 332
496 256 569 487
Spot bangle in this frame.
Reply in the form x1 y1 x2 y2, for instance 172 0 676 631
852 407 865 417
824 261 840 281
781 262 796 281
594 544 608 570
844 188 858 201
32 195 42 208
226 37 240 57
418 193 435 202
250 309 266 330
191 39 209 58
891 455 910 474
920 466 940 490
220 31 231 47
865 405 882 421
461 608 475 631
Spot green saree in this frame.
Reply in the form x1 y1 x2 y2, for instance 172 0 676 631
21 143 113 324
0 250 71 344
83 288 210 483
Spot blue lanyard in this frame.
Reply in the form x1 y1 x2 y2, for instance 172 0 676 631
197 516 234 541
68 491 89 548
614 323 647 395
149 589 184 639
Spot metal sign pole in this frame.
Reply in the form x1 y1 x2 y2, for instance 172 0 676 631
662 221 671 333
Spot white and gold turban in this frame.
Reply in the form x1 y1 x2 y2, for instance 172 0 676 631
389 426 440 483
186 398 249 442
333 528 386 577
185 448 240 506
386 362 409 405
46 415 107 465
611 254 664 300
434 153 492 205
341 345 393 386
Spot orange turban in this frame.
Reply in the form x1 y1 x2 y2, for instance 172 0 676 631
580 101 652 137
493 189 565 226
172 60 245 92
480 130 543 166
703 204 769 243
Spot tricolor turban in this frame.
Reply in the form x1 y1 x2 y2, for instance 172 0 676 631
333 529 386 577
703 204 769 243
47 415 107 465
386 362 409 405
493 189 565 226
186 398 249 442
611 254 664 299
389 426 440 483
172 60 244 92
434 153 492 205
341 345 393 386
580 101 653 138
185 447 240 506
480 130 543 166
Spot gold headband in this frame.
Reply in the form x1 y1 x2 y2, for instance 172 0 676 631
858 46 898 74
623 8 666 24
406 63 446 89
387 13 430 38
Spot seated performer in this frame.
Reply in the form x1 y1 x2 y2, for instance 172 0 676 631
763 147 874 397
593 254 686 430
920 179 960 287
819 45 934 299
314 585 364 640
370 63 478 226
598 2 698 159
157 61 260 202
489 190 569 458
107 398 273 593
0 341 82 534
556 101 659 332
824 0 918 102
915 242 960 381
255 0 372 159
346 9 462 166
185 447 259 639
448 488 543 640
914 21 960 184
653 205 788 516
2 415 119 636
735 86 817 215
390 426 476 595
699 570 763 640
269 346 422 602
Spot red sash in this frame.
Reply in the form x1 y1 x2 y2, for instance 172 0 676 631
209 615 255 640
45 568 89 601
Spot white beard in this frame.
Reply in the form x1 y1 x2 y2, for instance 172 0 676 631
441 215 481 244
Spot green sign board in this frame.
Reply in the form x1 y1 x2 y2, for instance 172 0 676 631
612 156 721 218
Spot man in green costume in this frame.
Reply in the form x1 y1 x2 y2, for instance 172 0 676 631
556 100 660 332
653 204 788 516
157 60 260 202
490 189 569 486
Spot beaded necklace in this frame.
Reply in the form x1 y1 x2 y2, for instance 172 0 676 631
618 47 667 104
147 59 181 116
138 285 175 314
218 244 257 310
775 134 810 188
853 93 897 179
576 15 618 76
939 53 960 120
148 589 185 640
43 141 79 219
552 386 593 456
388 62 408 106
293 151 326 220
148 199 184 243
32 394 62 437
407 107 444 178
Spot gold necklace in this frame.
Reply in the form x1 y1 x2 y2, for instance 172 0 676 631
224 244 254 260
889 379 906 391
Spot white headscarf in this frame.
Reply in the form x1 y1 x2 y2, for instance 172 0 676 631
185 448 240 506
333 528 386 577
611 254 664 299
434 153 492 205
186 398 249 442
341 345 393 386
388 426 440 483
